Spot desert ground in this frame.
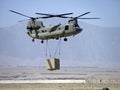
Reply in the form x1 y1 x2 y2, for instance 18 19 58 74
0 66 120 90
0 83 120 90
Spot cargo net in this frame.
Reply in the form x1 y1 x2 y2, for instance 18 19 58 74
45 38 61 59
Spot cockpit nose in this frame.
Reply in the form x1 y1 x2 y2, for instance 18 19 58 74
75 27 82 33
79 28 83 32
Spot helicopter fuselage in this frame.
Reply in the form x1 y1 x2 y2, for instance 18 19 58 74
27 23 82 41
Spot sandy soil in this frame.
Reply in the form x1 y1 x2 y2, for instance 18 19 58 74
0 83 120 90
0 67 120 90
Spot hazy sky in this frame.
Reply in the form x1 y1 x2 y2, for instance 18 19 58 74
0 0 120 27
0 0 120 68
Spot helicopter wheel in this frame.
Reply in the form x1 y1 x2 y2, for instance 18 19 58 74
41 40 44 43
64 37 67 41
56 37 59 40
32 38 35 42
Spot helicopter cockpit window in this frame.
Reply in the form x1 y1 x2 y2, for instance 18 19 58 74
41 30 45 33
65 25 69 30
75 24 79 27
58 28 61 30
27 20 44 30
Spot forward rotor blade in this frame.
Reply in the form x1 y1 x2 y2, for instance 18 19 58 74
36 13 56 18
36 12 73 16
18 16 46 22
77 12 91 18
10 10 32 18
36 13 52 16
39 16 52 18
18 19 30 22
40 16 72 18
36 12 73 18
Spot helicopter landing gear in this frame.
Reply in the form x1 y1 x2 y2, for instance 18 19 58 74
41 40 44 43
64 37 67 41
56 37 59 40
32 38 35 42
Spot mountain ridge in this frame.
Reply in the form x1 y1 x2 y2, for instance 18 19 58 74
0 21 120 68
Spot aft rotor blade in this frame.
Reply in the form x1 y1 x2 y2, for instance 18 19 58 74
57 13 73 16
36 12 73 18
38 15 71 18
36 12 73 16
57 16 72 18
78 17 100 19
10 10 32 18
60 12 91 19
77 12 91 18
54 13 73 18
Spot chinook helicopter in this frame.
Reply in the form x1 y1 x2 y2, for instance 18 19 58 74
10 10 99 43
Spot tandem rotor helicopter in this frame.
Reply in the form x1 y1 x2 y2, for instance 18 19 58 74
10 10 99 43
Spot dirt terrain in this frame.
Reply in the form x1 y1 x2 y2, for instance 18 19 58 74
0 67 120 90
